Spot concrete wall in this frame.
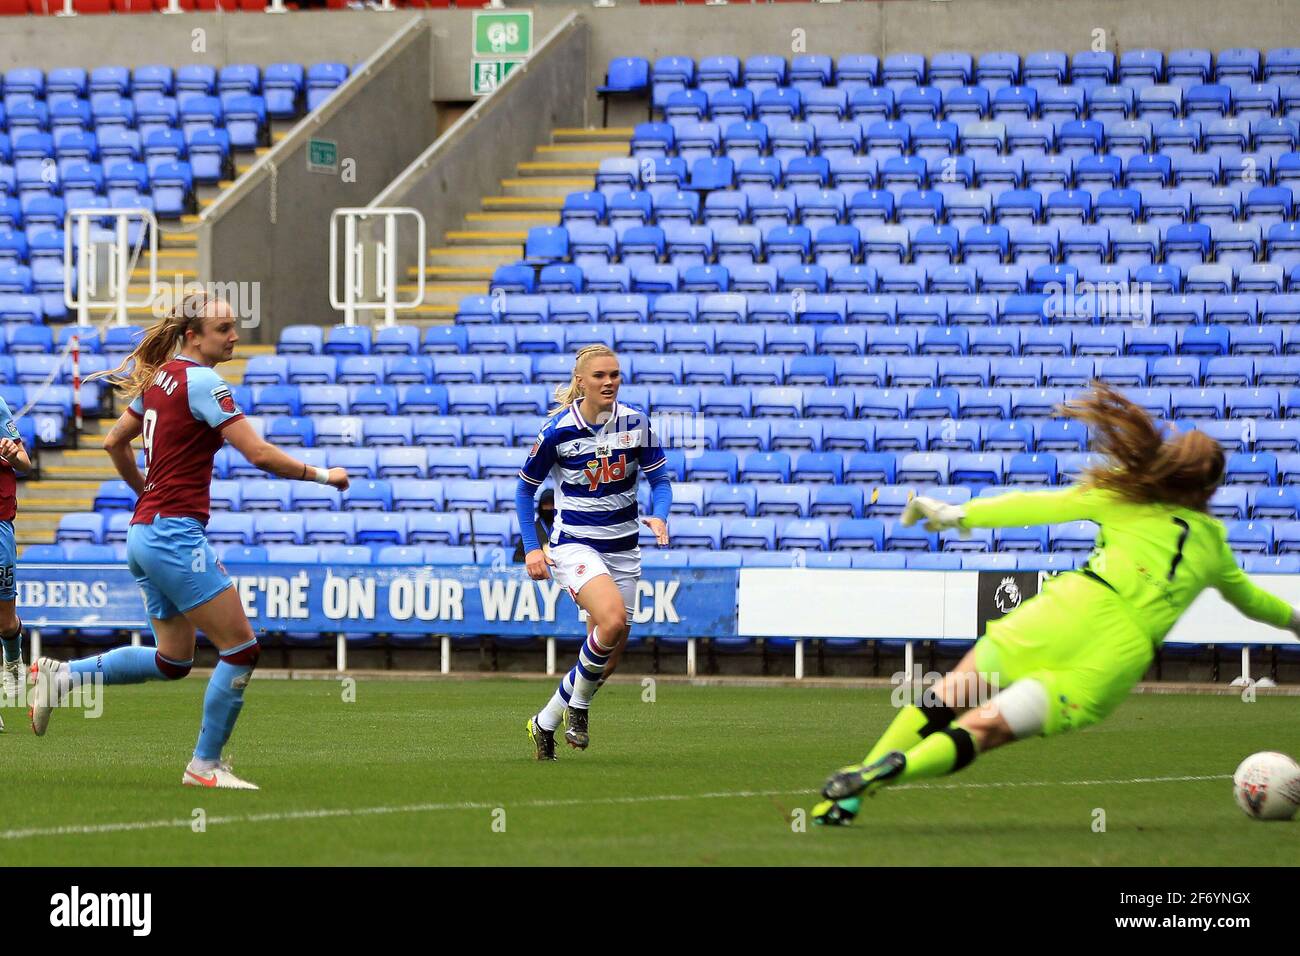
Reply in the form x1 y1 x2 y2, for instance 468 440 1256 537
0 9 407 71
370 12 588 287
3 1 1296 103
198 16 436 343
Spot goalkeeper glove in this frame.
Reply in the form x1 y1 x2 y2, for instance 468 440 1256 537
901 496 970 537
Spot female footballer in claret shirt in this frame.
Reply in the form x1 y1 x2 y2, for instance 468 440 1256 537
29 295 348 789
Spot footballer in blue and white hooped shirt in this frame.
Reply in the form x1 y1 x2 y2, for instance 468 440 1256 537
516 345 672 759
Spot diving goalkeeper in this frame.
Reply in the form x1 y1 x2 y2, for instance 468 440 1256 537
815 382 1300 826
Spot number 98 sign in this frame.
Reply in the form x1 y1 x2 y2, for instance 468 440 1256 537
473 11 532 58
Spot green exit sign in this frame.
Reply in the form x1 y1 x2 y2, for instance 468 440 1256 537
473 10 532 58
470 59 523 97
307 138 338 175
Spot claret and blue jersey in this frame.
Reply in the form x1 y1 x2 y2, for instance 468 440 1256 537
125 355 244 620
127 355 244 527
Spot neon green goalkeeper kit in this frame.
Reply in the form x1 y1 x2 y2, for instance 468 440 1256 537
959 485 1293 735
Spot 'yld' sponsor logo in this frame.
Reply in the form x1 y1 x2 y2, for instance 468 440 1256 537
583 453 628 491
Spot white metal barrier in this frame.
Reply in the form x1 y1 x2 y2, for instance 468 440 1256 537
329 206 426 327
62 208 157 327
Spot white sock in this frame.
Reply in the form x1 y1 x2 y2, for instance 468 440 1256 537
536 687 568 732
188 756 220 772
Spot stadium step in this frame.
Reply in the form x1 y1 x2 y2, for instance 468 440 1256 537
144 247 198 261
408 264 496 281
12 514 64 534
480 196 564 212
444 229 529 245
158 228 198 246
42 464 120 481
516 161 600 177
463 212 558 229
425 246 521 267
551 127 634 143
534 143 628 162
133 266 196 282
397 285 486 309
499 176 593 198
17 497 95 514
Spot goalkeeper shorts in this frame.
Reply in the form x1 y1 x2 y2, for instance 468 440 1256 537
973 570 1154 737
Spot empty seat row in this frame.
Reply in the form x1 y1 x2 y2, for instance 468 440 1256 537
567 187 1300 238
0 63 348 118
29 537 1300 577
55 505 1300 557
244 352 1300 390
627 50 1300 99
620 115 1300 162
456 294 1300 332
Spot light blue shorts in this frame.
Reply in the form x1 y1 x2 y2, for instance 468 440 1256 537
126 517 233 621
0 520 14 601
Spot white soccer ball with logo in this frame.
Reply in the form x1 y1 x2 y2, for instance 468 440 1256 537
1233 751 1300 821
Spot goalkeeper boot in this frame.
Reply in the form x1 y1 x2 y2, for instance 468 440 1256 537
822 751 906 801
527 715 557 761
563 706 589 751
811 796 860 827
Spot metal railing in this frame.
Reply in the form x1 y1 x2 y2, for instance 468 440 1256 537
62 208 157 328
329 206 425 327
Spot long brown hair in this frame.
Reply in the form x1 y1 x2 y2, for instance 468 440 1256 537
551 344 618 414
1060 381 1224 512
88 292 215 400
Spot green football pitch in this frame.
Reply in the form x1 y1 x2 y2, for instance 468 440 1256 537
1 677 1296 865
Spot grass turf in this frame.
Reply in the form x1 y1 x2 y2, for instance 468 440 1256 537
1 677 1296 865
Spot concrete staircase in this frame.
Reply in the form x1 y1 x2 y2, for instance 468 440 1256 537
14 344 273 548
398 126 633 326
122 123 294 325
16 123 613 550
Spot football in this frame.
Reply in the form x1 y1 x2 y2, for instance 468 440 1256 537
1233 752 1300 821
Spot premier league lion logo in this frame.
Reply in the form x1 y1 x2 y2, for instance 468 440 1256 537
994 576 1023 614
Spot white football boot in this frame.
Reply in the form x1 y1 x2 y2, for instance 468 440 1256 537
28 657 69 737
182 759 260 791
1 655 21 706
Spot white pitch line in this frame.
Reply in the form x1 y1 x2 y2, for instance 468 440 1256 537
0 773 1232 842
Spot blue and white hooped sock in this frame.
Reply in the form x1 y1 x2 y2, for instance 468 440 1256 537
568 630 613 709
536 630 616 731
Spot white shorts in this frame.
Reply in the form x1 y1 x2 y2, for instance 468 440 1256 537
549 542 641 625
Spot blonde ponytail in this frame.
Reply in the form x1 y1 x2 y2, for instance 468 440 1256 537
550 344 617 414
88 292 213 400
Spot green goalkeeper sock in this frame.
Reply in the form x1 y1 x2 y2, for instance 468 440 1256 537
838 702 957 813
895 725 979 785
